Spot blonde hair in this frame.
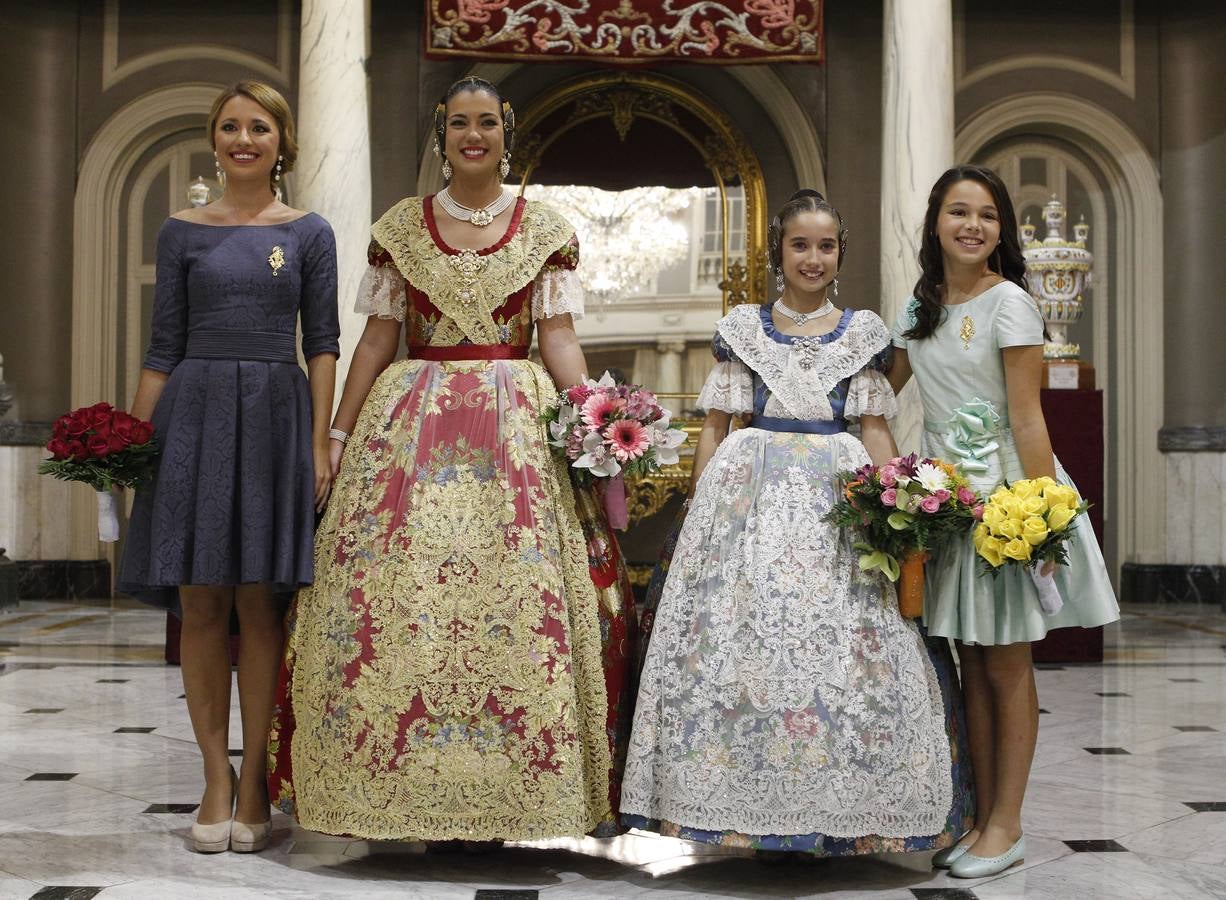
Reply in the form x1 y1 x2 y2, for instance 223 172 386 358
207 81 298 191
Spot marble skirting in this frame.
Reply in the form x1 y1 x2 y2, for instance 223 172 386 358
0 420 53 445
15 559 111 600
1120 563 1225 609
1159 426 1226 452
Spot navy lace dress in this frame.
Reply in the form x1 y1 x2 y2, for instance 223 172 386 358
118 214 340 609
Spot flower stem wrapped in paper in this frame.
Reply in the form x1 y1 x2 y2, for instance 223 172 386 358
973 477 1088 614
37 402 158 542
826 453 981 617
542 371 687 530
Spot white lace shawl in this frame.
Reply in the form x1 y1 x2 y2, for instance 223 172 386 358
715 305 892 421
354 264 407 322
697 360 754 414
353 263 583 324
531 267 585 320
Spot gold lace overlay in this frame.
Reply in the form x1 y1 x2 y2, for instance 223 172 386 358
371 197 575 346
286 216 611 838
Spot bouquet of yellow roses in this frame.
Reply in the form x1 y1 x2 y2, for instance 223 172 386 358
973 476 1088 613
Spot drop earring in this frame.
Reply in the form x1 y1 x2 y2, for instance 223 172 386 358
499 152 511 180
273 154 283 184
832 278 839 297
775 269 785 294
442 158 452 181
214 152 224 183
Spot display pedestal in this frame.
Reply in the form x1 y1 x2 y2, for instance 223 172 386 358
1033 388 1106 664
1043 359 1096 391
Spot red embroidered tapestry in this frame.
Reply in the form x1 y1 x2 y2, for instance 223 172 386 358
425 1 824 64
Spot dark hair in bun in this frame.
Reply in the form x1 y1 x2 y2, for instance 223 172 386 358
433 76 516 161
766 189 848 273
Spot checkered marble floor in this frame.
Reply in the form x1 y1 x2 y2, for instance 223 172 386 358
2 600 1225 900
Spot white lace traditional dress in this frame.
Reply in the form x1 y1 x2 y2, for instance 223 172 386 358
620 304 957 849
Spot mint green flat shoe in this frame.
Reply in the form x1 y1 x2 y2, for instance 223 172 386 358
948 835 1025 878
931 837 972 869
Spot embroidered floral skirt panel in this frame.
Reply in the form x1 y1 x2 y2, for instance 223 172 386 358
621 428 964 846
267 358 611 840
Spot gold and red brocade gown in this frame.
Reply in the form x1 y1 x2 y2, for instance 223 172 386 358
266 197 635 839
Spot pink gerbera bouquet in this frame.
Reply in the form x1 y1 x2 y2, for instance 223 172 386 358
543 372 686 528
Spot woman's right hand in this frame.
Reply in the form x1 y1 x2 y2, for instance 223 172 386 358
329 437 345 479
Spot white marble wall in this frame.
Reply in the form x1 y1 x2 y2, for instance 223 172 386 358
880 0 953 452
0 446 72 560
295 0 371 409
1165 452 1226 565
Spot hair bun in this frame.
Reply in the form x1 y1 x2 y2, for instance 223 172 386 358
790 188 825 203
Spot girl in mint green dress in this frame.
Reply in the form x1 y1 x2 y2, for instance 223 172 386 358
888 165 1118 880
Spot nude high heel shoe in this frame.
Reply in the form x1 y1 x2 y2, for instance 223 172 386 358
230 773 272 853
229 817 272 853
191 767 236 853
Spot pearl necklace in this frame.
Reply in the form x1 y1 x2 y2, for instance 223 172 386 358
775 298 834 326
436 187 514 227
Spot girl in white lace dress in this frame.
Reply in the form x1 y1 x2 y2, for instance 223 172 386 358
621 191 972 855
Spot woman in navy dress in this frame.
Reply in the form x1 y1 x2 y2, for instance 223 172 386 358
118 82 339 853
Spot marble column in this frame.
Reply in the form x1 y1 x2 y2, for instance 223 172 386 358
1158 4 1226 570
880 0 954 452
0 5 76 422
657 341 686 417
296 0 372 402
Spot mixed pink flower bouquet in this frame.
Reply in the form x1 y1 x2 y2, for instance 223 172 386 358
544 372 687 529
826 454 981 616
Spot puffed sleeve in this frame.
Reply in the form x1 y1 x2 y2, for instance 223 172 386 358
531 233 584 321
354 238 408 322
142 220 190 374
891 298 919 349
697 331 754 414
994 288 1045 348
299 219 341 359
845 370 898 420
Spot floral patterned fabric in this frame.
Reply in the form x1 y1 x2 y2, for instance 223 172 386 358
267 198 627 840
621 307 973 851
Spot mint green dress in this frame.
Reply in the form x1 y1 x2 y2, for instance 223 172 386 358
892 283 1119 646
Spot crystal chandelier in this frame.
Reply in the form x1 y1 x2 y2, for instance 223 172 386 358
524 185 693 303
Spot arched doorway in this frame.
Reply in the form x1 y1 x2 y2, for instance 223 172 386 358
957 93 1164 573
511 71 770 532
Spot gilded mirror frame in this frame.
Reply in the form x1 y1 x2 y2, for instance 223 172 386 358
512 70 767 311
512 71 767 523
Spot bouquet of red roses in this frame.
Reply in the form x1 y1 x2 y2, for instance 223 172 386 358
38 402 157 541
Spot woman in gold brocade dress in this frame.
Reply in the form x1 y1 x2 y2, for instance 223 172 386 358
266 77 634 841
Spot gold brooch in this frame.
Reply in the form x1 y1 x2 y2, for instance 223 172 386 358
448 249 487 302
959 315 976 350
268 245 285 277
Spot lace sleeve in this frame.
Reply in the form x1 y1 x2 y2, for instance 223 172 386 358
844 368 898 420
354 264 407 322
531 267 585 320
697 360 754 414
